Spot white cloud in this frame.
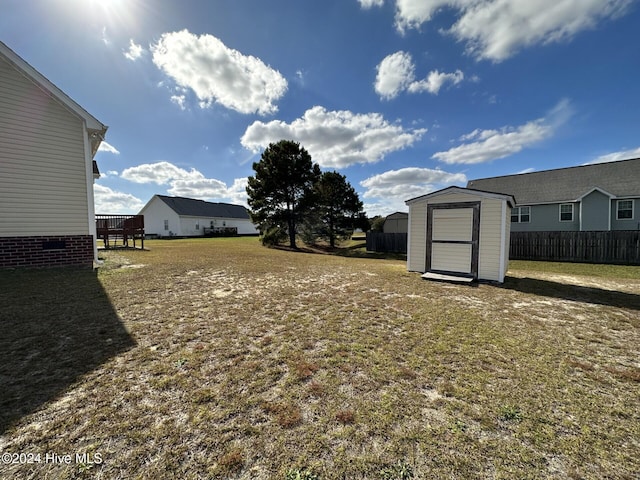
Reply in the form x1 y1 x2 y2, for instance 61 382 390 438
168 177 228 199
585 147 640 165
375 51 464 99
101 26 110 46
408 69 464 94
393 0 632 61
98 141 120 155
375 51 415 100
94 184 145 214
225 178 251 207
121 161 201 185
394 0 453 34
151 29 287 115
434 122 551 165
358 0 385 8
360 166 467 215
120 161 247 203
433 99 572 164
361 167 467 198
241 105 427 168
124 39 145 61
170 95 187 111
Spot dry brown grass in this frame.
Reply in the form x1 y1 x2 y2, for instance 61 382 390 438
1 237 639 479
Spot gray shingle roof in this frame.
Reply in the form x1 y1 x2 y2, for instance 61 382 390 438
157 195 250 219
466 158 640 205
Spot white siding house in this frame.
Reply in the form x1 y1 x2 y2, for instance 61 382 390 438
139 195 259 237
0 41 107 268
406 187 514 283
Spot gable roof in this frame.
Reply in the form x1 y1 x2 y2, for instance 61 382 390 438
155 195 250 219
467 158 640 205
385 212 408 219
406 186 515 206
0 41 107 156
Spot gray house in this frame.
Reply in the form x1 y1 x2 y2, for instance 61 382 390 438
467 158 640 232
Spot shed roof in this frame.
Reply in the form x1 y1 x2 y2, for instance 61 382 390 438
385 212 408 219
406 186 515 206
0 41 108 157
156 195 250 219
467 158 640 205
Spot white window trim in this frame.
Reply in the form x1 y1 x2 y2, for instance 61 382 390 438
511 206 531 223
559 203 574 222
616 199 634 220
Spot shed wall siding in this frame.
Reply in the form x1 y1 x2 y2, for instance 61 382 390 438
477 198 503 281
407 202 426 272
501 201 511 279
407 191 510 281
0 56 89 236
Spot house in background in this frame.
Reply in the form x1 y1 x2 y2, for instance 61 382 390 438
383 212 408 233
0 41 107 268
467 158 640 232
139 195 259 237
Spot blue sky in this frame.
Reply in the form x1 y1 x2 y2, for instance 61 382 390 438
3 0 639 216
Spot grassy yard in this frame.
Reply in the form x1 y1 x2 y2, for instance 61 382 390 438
1 237 638 479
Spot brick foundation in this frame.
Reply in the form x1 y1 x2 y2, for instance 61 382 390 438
0 235 94 268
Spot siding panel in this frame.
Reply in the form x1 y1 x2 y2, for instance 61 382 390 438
0 56 88 236
407 203 426 271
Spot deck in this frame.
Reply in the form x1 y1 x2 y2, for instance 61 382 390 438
96 215 145 249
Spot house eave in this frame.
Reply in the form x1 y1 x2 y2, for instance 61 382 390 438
0 40 108 158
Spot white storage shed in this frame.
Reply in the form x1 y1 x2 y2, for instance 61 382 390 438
405 186 515 283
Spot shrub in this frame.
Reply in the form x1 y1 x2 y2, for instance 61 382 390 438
261 226 288 246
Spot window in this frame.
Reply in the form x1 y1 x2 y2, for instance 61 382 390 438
511 206 530 223
164 220 169 230
560 203 573 222
195 222 200 230
617 200 633 220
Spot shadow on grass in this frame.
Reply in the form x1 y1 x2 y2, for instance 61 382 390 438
0 268 135 434
501 275 640 311
270 241 407 261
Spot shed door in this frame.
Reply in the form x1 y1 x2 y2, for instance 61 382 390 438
426 203 480 279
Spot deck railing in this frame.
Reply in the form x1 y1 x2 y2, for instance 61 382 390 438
96 214 145 249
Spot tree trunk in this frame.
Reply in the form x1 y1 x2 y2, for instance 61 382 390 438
288 217 297 249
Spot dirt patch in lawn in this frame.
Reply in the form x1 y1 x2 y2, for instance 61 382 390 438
1 239 638 479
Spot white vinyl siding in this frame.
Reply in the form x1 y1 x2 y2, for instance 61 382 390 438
407 202 427 272
406 189 512 282
477 198 504 282
0 56 89 236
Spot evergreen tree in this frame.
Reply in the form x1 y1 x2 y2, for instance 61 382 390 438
308 171 363 247
246 140 321 248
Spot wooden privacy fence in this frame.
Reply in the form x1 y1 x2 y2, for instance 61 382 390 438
366 232 407 254
510 231 640 265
